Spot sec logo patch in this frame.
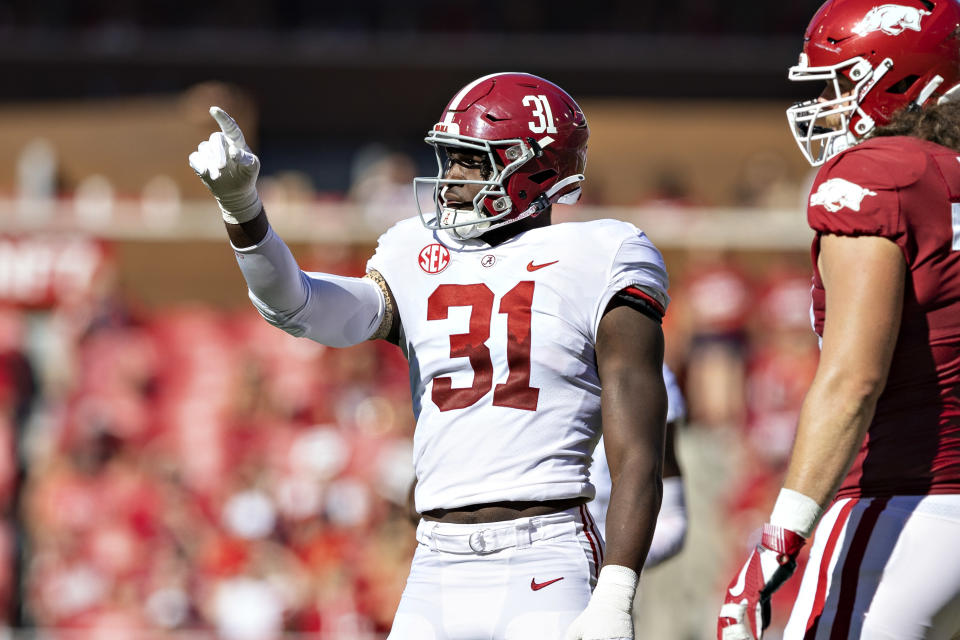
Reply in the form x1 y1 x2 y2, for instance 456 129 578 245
419 244 451 274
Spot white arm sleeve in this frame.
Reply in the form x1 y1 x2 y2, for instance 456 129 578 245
233 227 386 347
645 476 687 569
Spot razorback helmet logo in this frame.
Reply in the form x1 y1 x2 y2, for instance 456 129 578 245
810 178 878 212
852 4 930 36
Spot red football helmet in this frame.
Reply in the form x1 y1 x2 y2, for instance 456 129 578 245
414 72 589 239
787 0 960 166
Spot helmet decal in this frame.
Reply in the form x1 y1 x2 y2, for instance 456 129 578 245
522 95 559 134
852 4 931 36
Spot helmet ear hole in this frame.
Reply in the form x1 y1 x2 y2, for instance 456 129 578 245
528 169 558 184
888 75 920 94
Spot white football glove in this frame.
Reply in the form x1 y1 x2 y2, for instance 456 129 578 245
565 565 637 640
188 106 263 224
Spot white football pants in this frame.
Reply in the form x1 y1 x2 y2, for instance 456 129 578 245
784 494 960 639
387 505 604 640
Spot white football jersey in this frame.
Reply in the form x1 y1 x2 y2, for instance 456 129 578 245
589 364 686 535
367 217 669 512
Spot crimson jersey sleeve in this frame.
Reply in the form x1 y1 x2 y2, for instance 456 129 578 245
807 142 917 242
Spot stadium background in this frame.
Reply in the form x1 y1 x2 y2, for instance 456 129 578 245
0 2 828 638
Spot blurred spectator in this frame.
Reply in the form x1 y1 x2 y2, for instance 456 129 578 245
640 167 700 208
15 139 59 224
140 175 182 230
745 266 818 467
73 175 116 227
733 150 805 210
671 251 752 429
348 146 417 230
259 171 319 229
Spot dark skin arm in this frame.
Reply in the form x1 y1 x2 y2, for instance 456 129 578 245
597 304 667 572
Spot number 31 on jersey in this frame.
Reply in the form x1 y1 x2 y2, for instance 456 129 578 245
428 282 540 413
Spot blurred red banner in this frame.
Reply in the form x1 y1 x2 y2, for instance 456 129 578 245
0 235 110 308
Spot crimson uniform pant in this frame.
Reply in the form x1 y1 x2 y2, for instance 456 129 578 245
784 494 960 639
388 506 604 640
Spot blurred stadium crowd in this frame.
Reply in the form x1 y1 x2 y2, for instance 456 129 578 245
0 237 820 638
1 254 416 638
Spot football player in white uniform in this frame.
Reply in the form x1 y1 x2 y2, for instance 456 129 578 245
590 364 687 569
189 72 671 640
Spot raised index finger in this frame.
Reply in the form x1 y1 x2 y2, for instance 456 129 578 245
209 106 248 151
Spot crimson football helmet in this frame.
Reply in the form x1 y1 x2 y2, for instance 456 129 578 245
787 0 960 166
414 72 589 239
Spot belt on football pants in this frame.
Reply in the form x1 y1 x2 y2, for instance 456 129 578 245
416 511 578 555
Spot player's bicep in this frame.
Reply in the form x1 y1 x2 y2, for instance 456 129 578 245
818 233 905 392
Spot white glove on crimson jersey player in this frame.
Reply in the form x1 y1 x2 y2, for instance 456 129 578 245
190 72 671 640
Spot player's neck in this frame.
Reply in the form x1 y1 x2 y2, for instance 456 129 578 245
479 209 552 247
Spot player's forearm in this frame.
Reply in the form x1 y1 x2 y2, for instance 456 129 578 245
644 476 686 568
600 369 666 572
782 367 882 507
603 448 663 572
787 234 905 508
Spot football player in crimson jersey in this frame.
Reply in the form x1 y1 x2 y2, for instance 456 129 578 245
189 73 671 640
717 1 960 639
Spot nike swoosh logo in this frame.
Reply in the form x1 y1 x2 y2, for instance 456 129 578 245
728 559 751 597
527 260 559 272
531 577 564 591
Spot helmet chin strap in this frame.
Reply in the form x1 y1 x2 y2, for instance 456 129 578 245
513 173 586 220
473 173 587 237
824 133 855 161
910 75 944 111
442 206 491 240
437 186 490 240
